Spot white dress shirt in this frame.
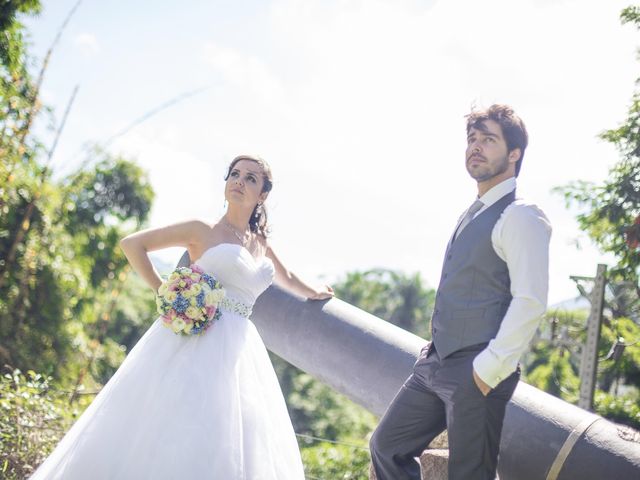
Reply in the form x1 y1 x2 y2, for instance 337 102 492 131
462 177 552 389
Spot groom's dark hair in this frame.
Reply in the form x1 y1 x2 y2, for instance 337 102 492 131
466 104 528 177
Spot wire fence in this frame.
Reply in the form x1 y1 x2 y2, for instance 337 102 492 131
296 433 370 451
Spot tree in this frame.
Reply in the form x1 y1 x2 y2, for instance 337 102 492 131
0 0 43 194
0 2 156 386
557 6 640 303
0 150 155 380
273 268 434 443
0 1 42 68
0 6 163 476
524 305 640 429
334 268 435 339
550 5 640 429
269 268 435 476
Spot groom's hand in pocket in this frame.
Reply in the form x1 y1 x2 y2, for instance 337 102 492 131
473 369 492 396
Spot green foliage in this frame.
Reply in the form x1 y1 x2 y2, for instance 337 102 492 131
271 268 434 476
0 1 43 177
621 5 640 25
556 162 640 289
0 150 155 381
0 0 156 392
334 269 435 339
103 273 157 347
526 346 581 403
288 372 377 442
547 5 640 432
0 5 355 480
270 268 435 475
599 315 640 390
63 149 154 231
0 1 42 32
594 390 640 430
0 0 41 85
0 369 90 480
301 442 371 480
523 307 640 429
555 8 640 291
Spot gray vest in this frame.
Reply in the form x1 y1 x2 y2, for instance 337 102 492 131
431 190 516 358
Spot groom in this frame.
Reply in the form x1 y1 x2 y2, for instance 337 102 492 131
370 104 552 479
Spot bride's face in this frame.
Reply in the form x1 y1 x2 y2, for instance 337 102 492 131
225 159 267 209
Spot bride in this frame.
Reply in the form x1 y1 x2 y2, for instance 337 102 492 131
30 154 334 479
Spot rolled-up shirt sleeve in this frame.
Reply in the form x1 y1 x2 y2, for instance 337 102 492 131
473 202 552 388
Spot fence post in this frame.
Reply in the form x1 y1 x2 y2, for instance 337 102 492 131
578 264 607 410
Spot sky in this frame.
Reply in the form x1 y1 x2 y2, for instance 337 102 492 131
23 0 639 305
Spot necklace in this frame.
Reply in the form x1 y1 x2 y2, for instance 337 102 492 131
223 219 251 247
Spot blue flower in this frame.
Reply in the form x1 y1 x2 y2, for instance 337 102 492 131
196 291 205 308
172 294 190 314
202 274 216 289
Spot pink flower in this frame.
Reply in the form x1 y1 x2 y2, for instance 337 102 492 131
191 264 204 274
162 310 177 324
156 264 224 336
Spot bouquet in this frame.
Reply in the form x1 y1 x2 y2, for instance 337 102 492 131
156 264 225 335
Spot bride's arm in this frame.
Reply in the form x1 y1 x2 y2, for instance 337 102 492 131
265 242 334 300
120 220 210 292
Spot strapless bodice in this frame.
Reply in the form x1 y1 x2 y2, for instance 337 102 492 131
194 243 275 307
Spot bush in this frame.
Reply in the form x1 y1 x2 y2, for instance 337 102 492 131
301 442 371 480
288 372 377 441
594 390 640 430
0 369 89 479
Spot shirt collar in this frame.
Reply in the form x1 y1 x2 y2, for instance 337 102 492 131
477 177 516 209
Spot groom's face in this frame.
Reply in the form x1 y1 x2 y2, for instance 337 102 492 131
465 120 512 182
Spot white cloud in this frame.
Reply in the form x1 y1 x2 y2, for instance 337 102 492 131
74 33 100 56
203 42 287 108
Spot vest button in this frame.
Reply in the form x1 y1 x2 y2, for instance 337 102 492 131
447 254 452 260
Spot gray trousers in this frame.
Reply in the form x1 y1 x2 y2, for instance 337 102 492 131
369 342 519 480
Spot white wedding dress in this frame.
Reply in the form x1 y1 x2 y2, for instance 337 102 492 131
31 243 305 480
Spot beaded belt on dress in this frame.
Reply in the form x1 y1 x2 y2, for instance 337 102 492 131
220 296 252 318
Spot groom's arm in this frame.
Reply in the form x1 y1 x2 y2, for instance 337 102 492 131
473 202 552 390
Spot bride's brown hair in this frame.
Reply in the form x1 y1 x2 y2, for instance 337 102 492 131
225 155 273 238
